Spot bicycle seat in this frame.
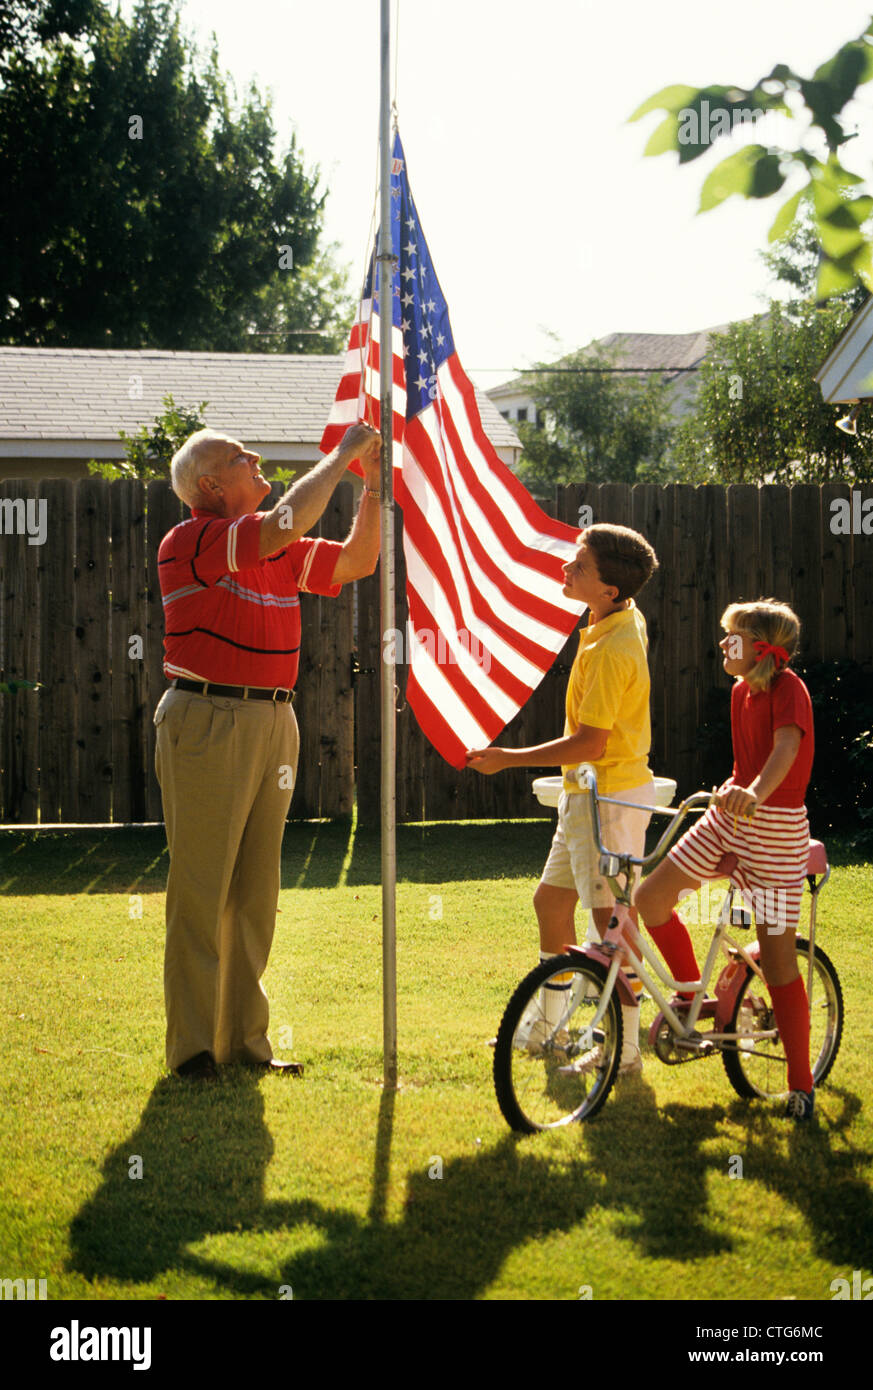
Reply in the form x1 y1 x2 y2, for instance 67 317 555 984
807 839 828 875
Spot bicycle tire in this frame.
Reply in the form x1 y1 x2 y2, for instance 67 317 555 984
722 937 843 1101
493 953 622 1133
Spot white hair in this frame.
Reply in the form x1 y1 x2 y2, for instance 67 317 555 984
170 429 230 508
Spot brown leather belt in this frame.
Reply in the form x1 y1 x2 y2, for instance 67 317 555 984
172 678 295 704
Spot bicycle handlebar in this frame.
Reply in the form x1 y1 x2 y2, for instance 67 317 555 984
573 764 713 888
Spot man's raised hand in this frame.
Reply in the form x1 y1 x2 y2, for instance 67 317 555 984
339 423 381 478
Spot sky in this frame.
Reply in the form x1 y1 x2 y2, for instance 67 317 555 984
121 0 873 387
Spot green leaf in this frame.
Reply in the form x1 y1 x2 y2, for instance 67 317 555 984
817 254 857 298
628 84 699 122
768 187 805 242
643 113 680 157
699 146 782 212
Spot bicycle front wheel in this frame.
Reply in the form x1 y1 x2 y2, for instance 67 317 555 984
493 953 622 1133
722 937 843 1101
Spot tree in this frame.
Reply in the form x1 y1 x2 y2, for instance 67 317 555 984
630 19 873 300
87 394 207 482
0 0 352 350
669 213 873 484
0 0 97 53
760 200 869 314
669 298 873 484
515 343 676 490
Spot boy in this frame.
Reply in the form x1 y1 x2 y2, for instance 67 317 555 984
467 523 659 1073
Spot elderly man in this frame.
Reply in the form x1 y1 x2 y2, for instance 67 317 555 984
154 422 381 1080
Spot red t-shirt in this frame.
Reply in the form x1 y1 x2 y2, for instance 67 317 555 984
729 669 814 808
158 508 343 689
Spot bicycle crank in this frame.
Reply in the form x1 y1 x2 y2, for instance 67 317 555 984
653 1021 719 1064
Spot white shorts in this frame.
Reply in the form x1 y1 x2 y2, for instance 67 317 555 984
540 782 654 908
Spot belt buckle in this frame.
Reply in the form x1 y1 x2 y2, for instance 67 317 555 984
272 687 286 703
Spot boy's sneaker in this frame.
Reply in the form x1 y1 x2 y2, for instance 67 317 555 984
784 1088 815 1121
557 1044 642 1077
618 1047 643 1077
525 1019 571 1056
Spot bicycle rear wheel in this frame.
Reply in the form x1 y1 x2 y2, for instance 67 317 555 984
493 953 622 1133
722 937 843 1100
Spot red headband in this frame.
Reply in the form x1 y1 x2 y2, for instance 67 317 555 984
753 639 789 668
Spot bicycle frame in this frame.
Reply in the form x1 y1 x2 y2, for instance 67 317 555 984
559 765 820 1056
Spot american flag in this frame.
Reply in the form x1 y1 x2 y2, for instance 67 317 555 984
320 131 584 768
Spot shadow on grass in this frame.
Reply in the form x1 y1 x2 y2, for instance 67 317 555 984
0 819 555 896
68 1069 872 1300
724 1087 873 1272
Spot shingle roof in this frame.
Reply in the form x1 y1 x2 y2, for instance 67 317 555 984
487 326 733 396
0 347 520 449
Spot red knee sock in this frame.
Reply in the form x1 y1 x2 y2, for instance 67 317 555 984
647 912 700 1000
768 976 814 1093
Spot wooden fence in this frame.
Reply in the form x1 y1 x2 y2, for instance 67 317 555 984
1 479 870 825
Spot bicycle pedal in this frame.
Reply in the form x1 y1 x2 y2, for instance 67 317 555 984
674 1033 716 1056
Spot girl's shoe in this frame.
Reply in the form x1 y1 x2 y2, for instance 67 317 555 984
784 1088 815 1121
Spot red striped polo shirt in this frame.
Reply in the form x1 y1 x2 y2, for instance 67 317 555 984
158 508 343 688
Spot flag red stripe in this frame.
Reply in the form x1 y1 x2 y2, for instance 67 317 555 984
402 417 578 645
404 567 531 710
405 589 521 730
405 670 479 770
432 366 574 588
446 353 581 552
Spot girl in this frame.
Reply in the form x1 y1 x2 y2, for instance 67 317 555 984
634 599 816 1120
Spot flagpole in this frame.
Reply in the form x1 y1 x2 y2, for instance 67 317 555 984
378 0 398 1091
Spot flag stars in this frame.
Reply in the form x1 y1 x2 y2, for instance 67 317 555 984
401 290 413 307
401 266 415 282
415 373 428 391
426 299 436 313
436 332 446 347
404 242 417 258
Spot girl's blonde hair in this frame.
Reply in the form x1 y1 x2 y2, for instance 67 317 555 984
721 599 801 693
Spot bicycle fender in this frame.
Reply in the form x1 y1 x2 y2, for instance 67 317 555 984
713 944 761 1032
564 944 639 1008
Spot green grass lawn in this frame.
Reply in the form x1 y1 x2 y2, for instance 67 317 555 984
1 817 871 1302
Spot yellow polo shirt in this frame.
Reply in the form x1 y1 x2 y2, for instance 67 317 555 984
562 601 653 795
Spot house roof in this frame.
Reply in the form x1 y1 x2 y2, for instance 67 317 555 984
487 326 733 397
0 347 521 452
814 295 873 402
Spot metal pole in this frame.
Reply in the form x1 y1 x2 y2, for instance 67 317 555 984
378 0 397 1090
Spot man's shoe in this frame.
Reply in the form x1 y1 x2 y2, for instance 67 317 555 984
175 1051 217 1081
246 1058 304 1077
784 1088 815 1121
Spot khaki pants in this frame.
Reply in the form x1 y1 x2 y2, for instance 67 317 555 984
154 686 299 1069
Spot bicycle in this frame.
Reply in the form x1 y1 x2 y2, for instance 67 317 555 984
493 767 842 1133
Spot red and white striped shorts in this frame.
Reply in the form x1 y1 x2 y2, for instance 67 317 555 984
668 802 810 933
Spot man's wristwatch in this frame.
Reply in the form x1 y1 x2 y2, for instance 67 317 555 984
364 487 382 500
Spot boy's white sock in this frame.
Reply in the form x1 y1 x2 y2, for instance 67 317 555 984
539 951 571 1028
621 1003 641 1065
